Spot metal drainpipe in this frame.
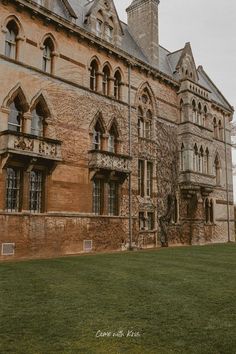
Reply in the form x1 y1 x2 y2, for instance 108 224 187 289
224 115 231 242
128 63 133 250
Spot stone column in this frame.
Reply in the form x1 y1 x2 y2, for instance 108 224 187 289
0 107 9 131
97 71 104 94
23 112 32 134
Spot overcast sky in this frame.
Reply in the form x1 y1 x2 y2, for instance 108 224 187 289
114 0 236 112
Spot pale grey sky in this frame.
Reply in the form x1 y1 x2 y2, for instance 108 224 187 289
114 0 236 112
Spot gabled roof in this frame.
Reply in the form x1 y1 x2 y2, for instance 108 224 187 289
197 66 233 111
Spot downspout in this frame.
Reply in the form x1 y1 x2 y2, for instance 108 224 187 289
128 63 133 250
224 115 231 242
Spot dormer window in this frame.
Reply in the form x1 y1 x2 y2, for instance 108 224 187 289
96 19 103 37
105 25 113 42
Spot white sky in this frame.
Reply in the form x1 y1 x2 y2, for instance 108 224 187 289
115 0 236 201
114 0 236 112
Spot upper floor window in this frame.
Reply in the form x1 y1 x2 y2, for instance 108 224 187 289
42 38 54 74
137 89 154 139
138 107 144 138
8 96 23 132
102 65 110 96
5 21 18 59
96 11 104 37
105 25 113 43
108 124 118 153
31 103 44 137
146 162 153 197
180 100 184 122
114 70 122 100
93 121 103 150
90 60 98 91
180 143 185 171
192 100 197 123
6 167 21 212
214 155 221 185
96 19 103 37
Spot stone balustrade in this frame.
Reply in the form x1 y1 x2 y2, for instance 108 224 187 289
88 150 131 174
0 131 62 161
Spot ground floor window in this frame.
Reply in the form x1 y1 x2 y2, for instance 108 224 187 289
108 182 119 216
139 211 155 231
6 167 21 212
205 198 214 224
93 179 102 215
29 171 43 213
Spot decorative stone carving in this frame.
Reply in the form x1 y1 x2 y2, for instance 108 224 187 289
88 150 131 173
14 137 34 151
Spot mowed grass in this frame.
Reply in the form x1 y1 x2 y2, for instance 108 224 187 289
0 244 236 354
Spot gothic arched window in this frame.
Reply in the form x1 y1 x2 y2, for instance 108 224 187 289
90 59 98 91
93 120 104 150
42 37 54 74
8 96 24 132
192 100 196 123
213 117 218 139
138 107 144 138
102 65 110 96
137 89 154 139
108 123 118 153
114 70 122 100
214 155 221 185
31 103 45 137
5 20 19 59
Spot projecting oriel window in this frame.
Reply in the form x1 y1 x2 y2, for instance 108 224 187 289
29 171 43 213
6 167 21 212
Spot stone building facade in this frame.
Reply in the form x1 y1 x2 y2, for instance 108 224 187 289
0 0 234 259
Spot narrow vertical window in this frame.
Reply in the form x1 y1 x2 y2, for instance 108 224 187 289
147 212 154 230
6 167 21 212
93 179 102 215
145 110 152 139
181 143 185 171
31 103 44 137
146 162 153 197
138 160 144 197
93 121 102 150
139 212 145 230
96 19 103 37
108 182 118 216
114 71 121 100
90 60 98 91
138 107 144 138
8 97 23 132
42 38 54 74
102 66 110 96
192 100 196 123
5 21 18 59
108 124 118 153
29 171 43 213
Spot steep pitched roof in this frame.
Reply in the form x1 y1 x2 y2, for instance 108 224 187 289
197 66 233 111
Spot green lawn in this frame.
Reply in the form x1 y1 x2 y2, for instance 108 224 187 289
0 244 236 354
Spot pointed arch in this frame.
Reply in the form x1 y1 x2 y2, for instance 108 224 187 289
2 14 25 38
89 55 101 70
89 111 106 134
107 116 121 137
39 32 58 52
2 83 29 111
135 81 156 115
30 91 52 118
